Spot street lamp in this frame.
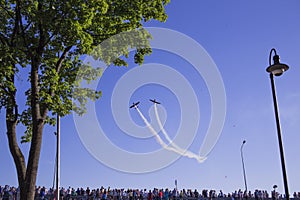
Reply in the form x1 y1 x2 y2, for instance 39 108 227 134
240 140 248 195
266 48 289 200
56 114 60 200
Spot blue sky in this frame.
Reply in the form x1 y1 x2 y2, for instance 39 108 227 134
1 0 300 195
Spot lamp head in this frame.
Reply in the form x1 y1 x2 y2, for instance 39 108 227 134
243 140 246 144
266 49 289 76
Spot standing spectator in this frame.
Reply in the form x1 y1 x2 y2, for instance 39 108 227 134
159 190 163 200
71 188 77 198
143 189 148 200
66 186 71 200
293 192 298 199
171 188 177 200
60 187 65 199
128 189 133 200
0 185 3 198
76 188 81 196
272 189 278 200
133 189 138 200
164 189 169 200
248 191 252 199
96 188 101 200
148 190 153 200
218 190 224 198
232 190 238 200
139 189 144 200
202 190 208 198
102 189 108 200
86 187 91 197
121 189 127 200
40 186 46 200
254 190 259 200
2 185 10 200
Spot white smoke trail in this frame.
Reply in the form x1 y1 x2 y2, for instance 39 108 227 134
134 105 206 163
154 104 181 148
135 106 194 156
153 103 206 163
135 106 169 149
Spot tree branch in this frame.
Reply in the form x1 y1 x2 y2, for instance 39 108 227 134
37 21 45 56
10 0 21 46
0 84 10 95
1 77 19 118
56 46 72 73
0 33 9 46
0 4 14 18
18 8 29 50
14 104 18 122
41 46 72 118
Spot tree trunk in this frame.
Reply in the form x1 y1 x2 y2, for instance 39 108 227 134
6 88 45 200
5 80 27 199
22 121 45 200
18 54 46 200
6 119 26 199
6 53 46 200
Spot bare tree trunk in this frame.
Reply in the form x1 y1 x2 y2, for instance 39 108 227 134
6 120 26 199
5 74 27 199
22 122 45 200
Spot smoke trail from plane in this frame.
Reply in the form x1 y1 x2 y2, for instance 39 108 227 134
153 104 206 163
154 103 181 148
135 106 194 156
134 105 206 163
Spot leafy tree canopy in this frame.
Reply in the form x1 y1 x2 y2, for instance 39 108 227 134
0 0 170 142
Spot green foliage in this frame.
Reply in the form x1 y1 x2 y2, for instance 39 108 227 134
0 0 170 142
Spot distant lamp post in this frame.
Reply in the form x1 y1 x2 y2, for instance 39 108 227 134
240 140 248 194
266 48 290 200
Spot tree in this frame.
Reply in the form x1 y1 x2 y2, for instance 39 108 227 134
0 0 170 199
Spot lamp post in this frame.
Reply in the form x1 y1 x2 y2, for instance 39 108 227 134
56 114 60 200
266 48 289 200
240 140 248 195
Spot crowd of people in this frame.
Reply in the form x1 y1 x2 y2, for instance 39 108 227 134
1 185 300 200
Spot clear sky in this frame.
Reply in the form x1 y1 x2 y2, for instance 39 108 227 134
1 0 300 196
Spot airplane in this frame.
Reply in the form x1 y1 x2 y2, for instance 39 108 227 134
149 99 161 104
129 101 140 109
